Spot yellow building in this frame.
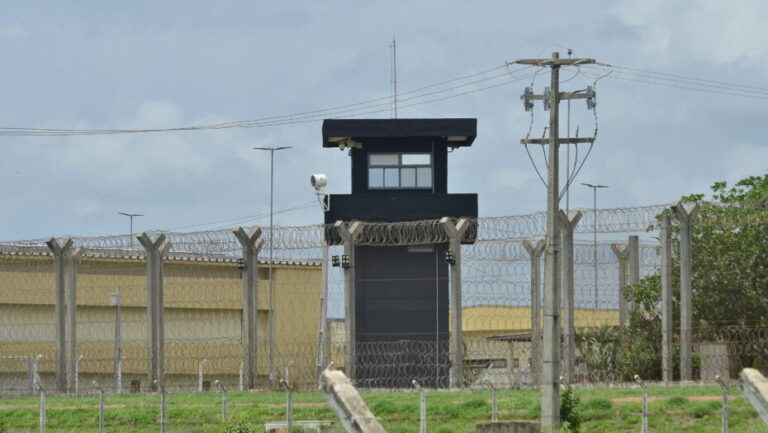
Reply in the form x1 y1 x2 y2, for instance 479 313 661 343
0 251 321 392
460 305 619 386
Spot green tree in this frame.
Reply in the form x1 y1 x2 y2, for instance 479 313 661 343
687 174 768 329
584 173 767 381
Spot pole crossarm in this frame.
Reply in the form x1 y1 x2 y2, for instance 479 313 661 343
521 92 592 101
514 58 596 66
520 137 595 145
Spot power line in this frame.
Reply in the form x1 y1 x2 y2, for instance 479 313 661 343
582 65 768 100
0 64 529 137
602 64 768 94
157 200 316 232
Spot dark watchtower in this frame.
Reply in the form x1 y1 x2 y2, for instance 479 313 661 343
322 118 478 387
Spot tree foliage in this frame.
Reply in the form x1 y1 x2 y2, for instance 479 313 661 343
577 173 767 381
687 174 768 328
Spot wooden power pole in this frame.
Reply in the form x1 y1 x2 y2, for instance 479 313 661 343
515 52 596 429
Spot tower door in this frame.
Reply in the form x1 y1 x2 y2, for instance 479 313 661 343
354 244 449 387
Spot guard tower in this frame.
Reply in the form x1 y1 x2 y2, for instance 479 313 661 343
323 118 478 387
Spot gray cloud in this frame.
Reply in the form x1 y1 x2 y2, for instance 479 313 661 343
0 1 766 240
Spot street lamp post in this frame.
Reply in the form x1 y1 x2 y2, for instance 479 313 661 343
253 146 291 386
118 212 144 248
581 183 608 310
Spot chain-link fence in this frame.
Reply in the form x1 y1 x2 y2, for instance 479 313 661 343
1 203 764 395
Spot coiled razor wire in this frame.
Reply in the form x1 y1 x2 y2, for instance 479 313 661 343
1 204 672 259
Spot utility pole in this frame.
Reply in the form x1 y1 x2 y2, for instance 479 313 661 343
253 146 291 386
516 52 596 429
581 183 608 310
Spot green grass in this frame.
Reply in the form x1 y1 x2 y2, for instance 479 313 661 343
0 386 764 433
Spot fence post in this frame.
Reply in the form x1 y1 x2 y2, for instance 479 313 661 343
316 241 329 383
558 211 582 383
672 201 700 382
110 287 123 394
29 354 43 397
155 379 167 433
634 375 648 433
46 237 73 392
484 377 498 422
65 246 83 394
523 239 545 387
93 381 105 432
26 356 35 395
716 374 729 433
239 362 244 391
34 378 46 433
440 217 470 389
627 235 640 311
233 227 263 390
412 380 427 433
215 380 228 422
138 233 171 391
75 355 83 397
281 361 295 433
116 358 123 395
198 359 208 393
336 221 361 381
660 214 674 383
610 243 630 326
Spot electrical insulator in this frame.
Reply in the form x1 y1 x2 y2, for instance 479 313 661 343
523 87 534 112
331 255 340 267
586 85 596 110
543 87 551 111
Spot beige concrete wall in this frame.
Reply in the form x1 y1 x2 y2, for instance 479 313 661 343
0 254 321 383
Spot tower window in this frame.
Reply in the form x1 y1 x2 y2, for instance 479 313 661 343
368 153 432 189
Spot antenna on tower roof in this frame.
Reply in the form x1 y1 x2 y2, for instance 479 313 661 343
389 36 398 119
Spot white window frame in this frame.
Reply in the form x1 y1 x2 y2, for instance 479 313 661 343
368 152 432 189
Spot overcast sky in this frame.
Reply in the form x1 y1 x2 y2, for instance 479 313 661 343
1 1 766 241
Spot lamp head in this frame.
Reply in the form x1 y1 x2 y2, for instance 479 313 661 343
310 174 327 191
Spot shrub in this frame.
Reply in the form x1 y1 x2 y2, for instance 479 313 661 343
560 387 581 433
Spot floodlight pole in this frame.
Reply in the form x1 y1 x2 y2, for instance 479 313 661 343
581 183 608 310
254 146 291 386
119 212 144 249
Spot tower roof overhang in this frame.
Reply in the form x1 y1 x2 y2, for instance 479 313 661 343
322 118 477 148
